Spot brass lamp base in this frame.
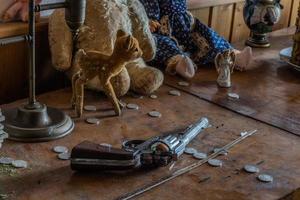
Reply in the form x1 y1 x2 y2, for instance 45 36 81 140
246 32 270 48
3 103 74 142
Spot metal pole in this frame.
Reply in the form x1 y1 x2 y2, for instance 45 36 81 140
28 0 36 107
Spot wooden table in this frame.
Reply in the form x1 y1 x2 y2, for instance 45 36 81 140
0 29 300 200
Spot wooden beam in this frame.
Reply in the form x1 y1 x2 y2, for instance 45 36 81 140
189 0 244 10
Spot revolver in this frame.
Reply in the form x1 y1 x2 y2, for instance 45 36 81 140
70 117 209 171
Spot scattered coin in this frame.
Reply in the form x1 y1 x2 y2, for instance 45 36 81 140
208 159 223 167
178 81 190 87
57 152 71 160
228 93 240 99
53 146 68 154
0 157 13 165
184 147 197 155
169 90 181 96
149 94 158 99
100 143 112 148
12 160 28 168
148 111 162 118
0 116 5 122
0 124 3 130
257 174 273 183
84 105 97 112
244 165 260 173
193 152 207 160
86 118 100 125
213 148 228 156
126 103 139 110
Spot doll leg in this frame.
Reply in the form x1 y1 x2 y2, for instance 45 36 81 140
148 34 196 79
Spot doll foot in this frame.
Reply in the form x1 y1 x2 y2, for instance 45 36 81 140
235 47 252 71
166 55 197 79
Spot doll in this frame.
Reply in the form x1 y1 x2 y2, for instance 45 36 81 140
139 0 252 79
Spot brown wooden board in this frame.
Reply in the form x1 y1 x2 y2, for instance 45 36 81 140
0 85 300 200
165 28 300 136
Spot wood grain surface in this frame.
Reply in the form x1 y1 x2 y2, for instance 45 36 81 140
165 28 300 136
0 85 299 200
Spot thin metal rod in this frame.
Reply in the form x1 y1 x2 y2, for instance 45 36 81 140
0 36 27 46
117 130 258 200
35 2 67 12
28 0 36 106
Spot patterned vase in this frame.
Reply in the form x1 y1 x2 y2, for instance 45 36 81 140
243 0 282 48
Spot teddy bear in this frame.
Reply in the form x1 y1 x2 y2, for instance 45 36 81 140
48 0 164 97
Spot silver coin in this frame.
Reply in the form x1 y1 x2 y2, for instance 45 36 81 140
193 152 207 160
84 105 97 112
100 143 112 148
12 160 28 168
169 90 181 96
53 146 68 154
148 111 162 118
0 124 3 130
257 174 273 182
0 115 5 122
0 157 13 165
86 118 100 125
208 159 223 167
150 94 158 99
184 147 197 155
178 81 190 87
228 93 240 99
213 148 228 156
244 165 260 173
126 103 139 110
57 152 71 160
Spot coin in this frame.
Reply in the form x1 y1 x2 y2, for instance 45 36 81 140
84 105 97 112
244 165 260 173
149 94 158 99
169 90 181 96
53 146 68 154
193 152 207 160
184 147 197 155
0 116 5 122
0 124 3 130
86 118 100 125
178 81 190 87
12 160 28 168
148 111 162 118
228 93 240 99
100 143 112 148
126 103 139 110
257 174 273 182
0 157 13 164
208 159 223 167
213 148 228 156
57 152 71 160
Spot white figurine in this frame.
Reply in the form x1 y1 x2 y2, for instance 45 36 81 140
215 49 236 88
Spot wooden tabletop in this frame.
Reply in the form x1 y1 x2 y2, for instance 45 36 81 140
0 29 300 200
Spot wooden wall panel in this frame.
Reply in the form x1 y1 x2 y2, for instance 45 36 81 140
190 7 211 26
210 4 234 40
273 0 293 30
231 2 250 43
290 0 300 27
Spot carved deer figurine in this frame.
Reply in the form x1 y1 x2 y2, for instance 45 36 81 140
214 49 236 88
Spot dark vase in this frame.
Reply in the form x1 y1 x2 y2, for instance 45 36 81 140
243 0 282 48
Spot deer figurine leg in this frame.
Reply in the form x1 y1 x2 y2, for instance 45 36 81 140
71 70 82 109
101 75 122 116
74 76 85 117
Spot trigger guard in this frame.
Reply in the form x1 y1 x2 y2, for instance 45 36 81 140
122 140 145 151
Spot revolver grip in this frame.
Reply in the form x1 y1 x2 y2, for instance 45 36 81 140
70 141 140 171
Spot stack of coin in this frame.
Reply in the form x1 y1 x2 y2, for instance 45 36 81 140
0 109 8 149
0 157 28 169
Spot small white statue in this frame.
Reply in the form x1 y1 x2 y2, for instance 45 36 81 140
214 49 236 88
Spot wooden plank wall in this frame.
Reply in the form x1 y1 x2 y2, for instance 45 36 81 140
190 0 300 43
